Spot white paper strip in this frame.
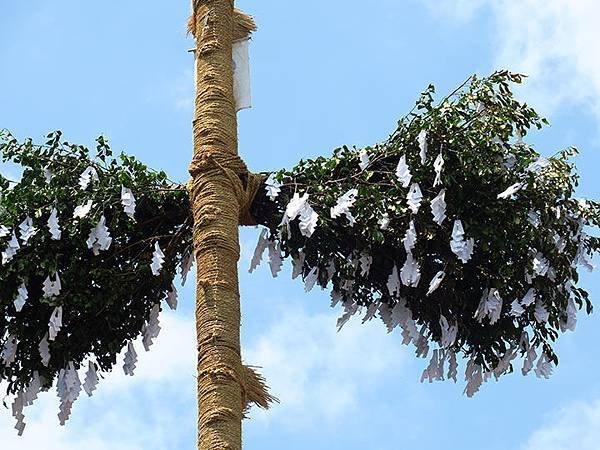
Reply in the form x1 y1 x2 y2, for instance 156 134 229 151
83 362 99 397
233 39 251 112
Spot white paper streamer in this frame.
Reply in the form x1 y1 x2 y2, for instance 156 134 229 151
395 155 412 188
330 189 358 226
19 217 37 244
387 264 401 297
39 334 51 366
497 182 524 199
123 341 138 376
180 248 194 286
534 300 549 323
304 267 319 292
450 220 474 263
406 183 423 214
427 271 445 296
292 250 305 279
142 304 161 351
474 288 503 325
48 306 63 341
400 252 421 287
430 189 447 225
57 362 82 425
267 240 283 277
403 220 417 252
378 212 390 230
2 232 20 264
358 148 370 170
73 200 93 219
1 334 18 367
43 273 62 298
47 208 62 240
83 362 99 397
417 130 428 164
359 253 372 277
79 166 99 190
86 215 112 255
150 242 165 276
433 151 444 186
121 186 136 220
13 282 28 312
166 283 178 310
0 225 9 237
439 315 457 348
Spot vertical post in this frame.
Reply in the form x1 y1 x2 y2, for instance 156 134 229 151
189 0 243 449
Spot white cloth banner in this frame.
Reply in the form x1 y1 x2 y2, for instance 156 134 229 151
233 39 252 112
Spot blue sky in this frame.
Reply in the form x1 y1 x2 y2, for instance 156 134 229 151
1 1 600 449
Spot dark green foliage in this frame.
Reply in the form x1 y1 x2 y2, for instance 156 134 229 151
0 131 192 395
251 72 599 390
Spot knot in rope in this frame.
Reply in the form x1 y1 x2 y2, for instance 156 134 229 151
188 149 264 226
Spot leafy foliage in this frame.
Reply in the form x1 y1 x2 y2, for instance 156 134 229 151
251 71 599 394
0 131 192 400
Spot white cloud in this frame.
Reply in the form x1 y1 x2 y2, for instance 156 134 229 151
245 304 406 429
523 398 600 450
423 0 600 120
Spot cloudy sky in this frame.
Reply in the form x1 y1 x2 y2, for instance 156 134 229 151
1 1 600 449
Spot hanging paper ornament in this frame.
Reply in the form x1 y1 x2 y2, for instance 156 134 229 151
73 200 94 219
534 300 549 323
267 240 283 277
395 155 412 188
83 362 99 397
0 225 9 237
47 208 61 240
378 212 390 230
39 335 51 367
387 265 401 297
417 130 428 164
48 306 63 341
433 151 444 186
123 341 138 376
403 220 417 252
2 232 20 264
142 304 161 351
439 315 457 348
43 273 62 298
166 283 178 310
497 182 524 199
430 189 447 225
406 183 423 214
1 335 18 367
291 249 306 279
121 186 136 220
400 252 421 287
57 362 82 425
86 215 112 255
330 189 358 226
150 242 165 276
18 217 37 244
450 220 474 263
180 248 194 286
359 253 372 277
78 166 99 190
358 148 370 170
304 266 319 292
427 271 445 296
474 289 503 325
13 283 28 312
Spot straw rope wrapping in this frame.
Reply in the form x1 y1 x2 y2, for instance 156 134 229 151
189 2 274 449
